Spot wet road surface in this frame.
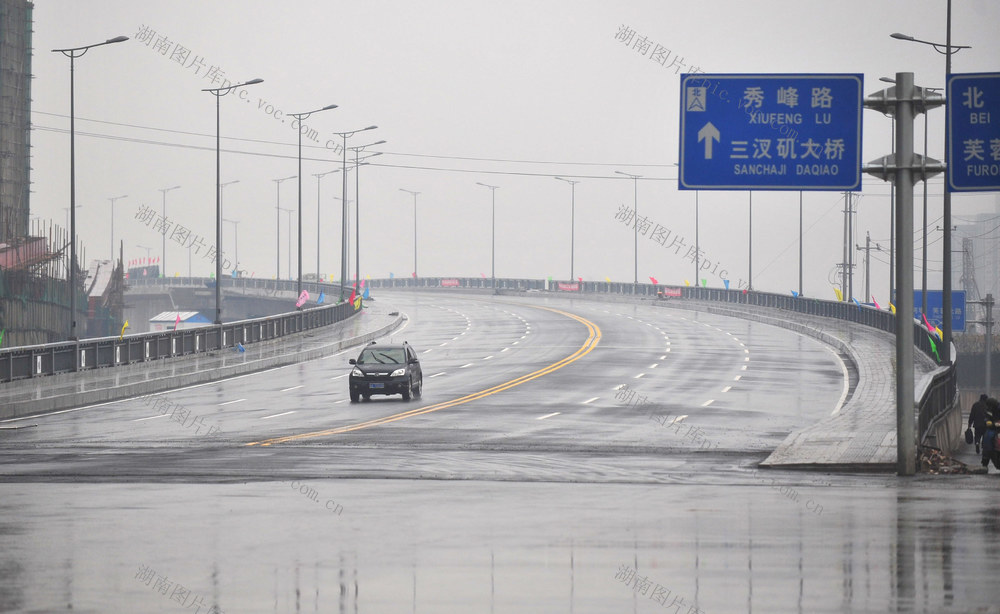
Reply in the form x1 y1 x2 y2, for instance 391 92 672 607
1 292 996 613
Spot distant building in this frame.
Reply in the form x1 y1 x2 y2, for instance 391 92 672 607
0 0 32 243
148 311 212 332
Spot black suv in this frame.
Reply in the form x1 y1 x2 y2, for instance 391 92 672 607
348 342 423 402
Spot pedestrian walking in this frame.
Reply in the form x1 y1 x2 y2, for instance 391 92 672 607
969 394 989 454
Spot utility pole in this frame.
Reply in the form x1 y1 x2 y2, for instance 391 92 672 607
968 294 994 397
842 191 850 300
856 231 884 302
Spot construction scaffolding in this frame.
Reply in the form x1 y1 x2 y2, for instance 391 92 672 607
0 0 32 244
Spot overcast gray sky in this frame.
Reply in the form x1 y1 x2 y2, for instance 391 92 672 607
28 0 1000 298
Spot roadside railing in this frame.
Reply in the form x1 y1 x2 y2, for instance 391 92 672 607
0 277 356 383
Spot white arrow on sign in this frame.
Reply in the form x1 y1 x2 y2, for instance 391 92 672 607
698 122 721 159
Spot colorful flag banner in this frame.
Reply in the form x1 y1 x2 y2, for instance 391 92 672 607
296 290 309 308
889 302 896 315
724 279 730 290
0 329 4 347
174 313 181 331
577 277 583 282
120 320 129 340
872 296 881 310
921 313 935 334
604 276 611 283
927 335 940 362
362 286 370 299
235 342 245 353
684 280 690 286
852 297 861 309
317 292 325 304
389 272 395 279
649 276 658 285
348 286 356 306
833 287 843 302
353 295 362 308
791 290 799 297
701 279 707 287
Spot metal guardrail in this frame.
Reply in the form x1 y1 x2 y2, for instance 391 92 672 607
367 276 958 442
0 277 357 383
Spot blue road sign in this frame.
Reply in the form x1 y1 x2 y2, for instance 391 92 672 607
679 74 863 190
913 290 966 332
948 73 1000 192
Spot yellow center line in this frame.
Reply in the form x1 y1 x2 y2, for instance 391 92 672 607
246 304 601 446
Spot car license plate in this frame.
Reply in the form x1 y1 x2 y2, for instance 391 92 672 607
369 383 385 389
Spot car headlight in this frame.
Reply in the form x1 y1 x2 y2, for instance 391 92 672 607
390 368 406 377
351 367 363 377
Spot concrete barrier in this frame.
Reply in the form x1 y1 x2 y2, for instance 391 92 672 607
0 314 404 420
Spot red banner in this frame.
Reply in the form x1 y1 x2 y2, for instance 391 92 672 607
440 278 460 287
662 287 682 297
557 282 580 291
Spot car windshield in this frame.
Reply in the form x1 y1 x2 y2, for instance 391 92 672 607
358 348 406 364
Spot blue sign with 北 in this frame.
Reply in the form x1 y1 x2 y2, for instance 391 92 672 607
679 74 863 190
947 73 1000 192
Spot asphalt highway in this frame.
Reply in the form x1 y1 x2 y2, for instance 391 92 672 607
1 291 996 613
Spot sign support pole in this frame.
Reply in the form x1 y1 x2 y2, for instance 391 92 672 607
894 72 916 476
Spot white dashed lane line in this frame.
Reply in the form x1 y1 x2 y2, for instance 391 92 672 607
460 363 473 369
430 372 447 378
132 414 168 422
219 399 245 406
261 411 296 420
701 399 714 407
280 385 302 392
536 412 560 420
582 397 599 404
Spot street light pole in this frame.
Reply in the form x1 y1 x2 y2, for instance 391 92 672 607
279 207 293 280
313 169 339 281
289 104 337 300
615 171 642 293
203 77 263 325
400 188 420 286
331 195 353 278
272 175 295 280
222 218 239 276
52 34 128 341
349 144 385 293
331 125 378 300
891 6 971 363
554 177 580 282
107 194 126 263
475 183 499 291
158 186 180 276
